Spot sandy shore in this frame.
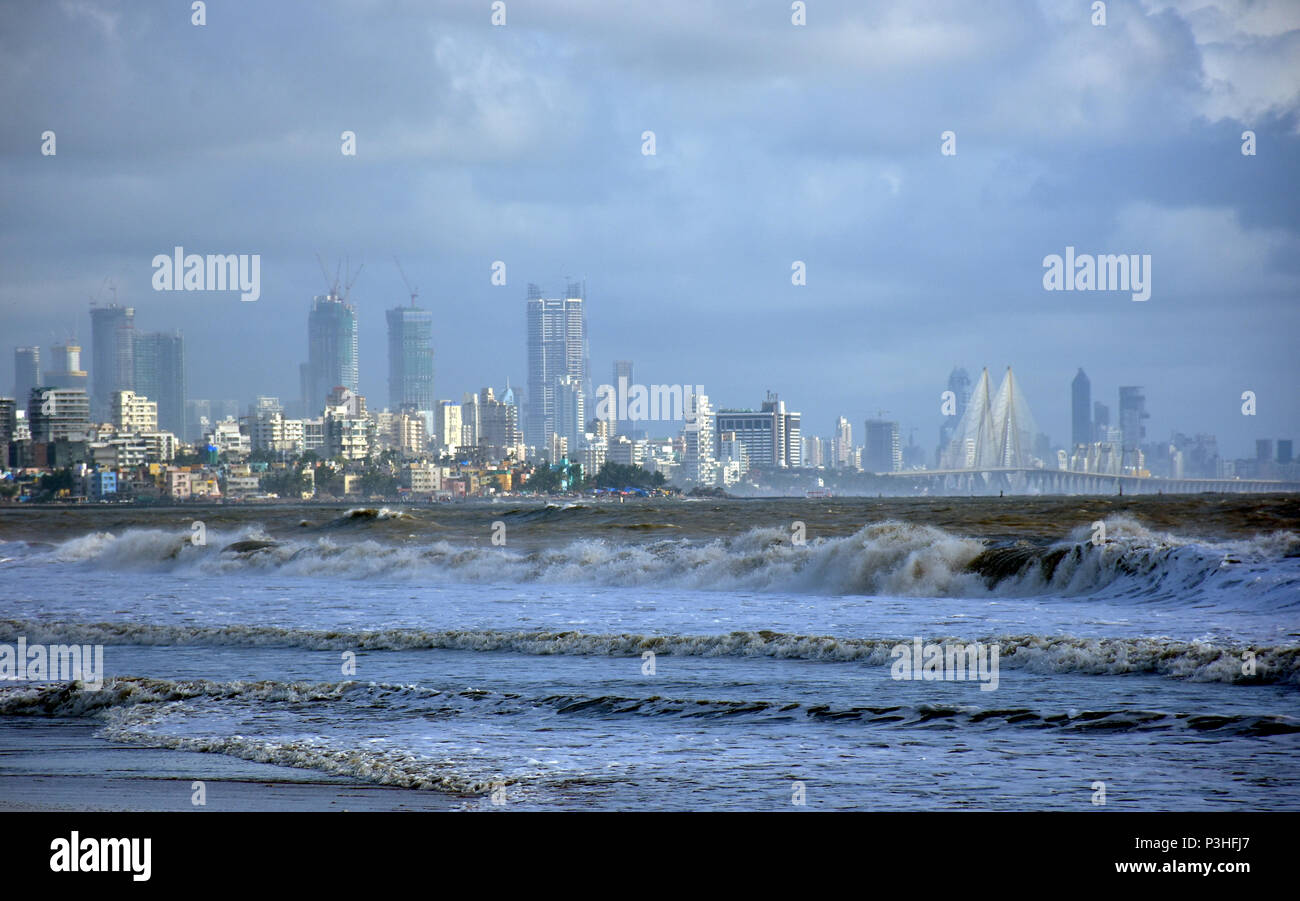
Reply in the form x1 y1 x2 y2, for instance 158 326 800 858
0 718 467 812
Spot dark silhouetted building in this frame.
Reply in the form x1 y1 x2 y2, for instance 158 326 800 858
1071 368 1091 449
90 304 135 421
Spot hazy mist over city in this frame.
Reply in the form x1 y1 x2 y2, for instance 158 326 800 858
3 0 1298 457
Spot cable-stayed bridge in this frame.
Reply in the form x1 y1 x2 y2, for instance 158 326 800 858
886 367 1298 495
937 367 1038 470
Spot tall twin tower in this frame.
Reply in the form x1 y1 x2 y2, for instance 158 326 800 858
302 290 433 424
304 279 588 453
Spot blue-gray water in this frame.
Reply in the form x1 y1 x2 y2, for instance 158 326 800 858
1 497 1297 810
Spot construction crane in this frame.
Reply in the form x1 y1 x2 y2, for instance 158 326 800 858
342 258 363 302
315 253 335 295
314 254 364 302
394 256 418 308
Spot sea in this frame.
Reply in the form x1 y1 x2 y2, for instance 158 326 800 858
1 495 1297 810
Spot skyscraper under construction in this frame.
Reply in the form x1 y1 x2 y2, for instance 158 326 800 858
305 292 358 418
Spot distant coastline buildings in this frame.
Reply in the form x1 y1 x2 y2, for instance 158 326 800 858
2 266 1296 498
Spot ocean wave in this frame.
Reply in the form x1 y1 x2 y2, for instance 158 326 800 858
15 518 1300 604
4 675 1296 739
2 618 1296 684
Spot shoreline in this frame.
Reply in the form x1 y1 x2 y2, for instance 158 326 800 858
0 719 466 812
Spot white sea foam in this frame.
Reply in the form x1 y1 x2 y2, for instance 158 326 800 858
22 519 1300 606
1 619 1294 684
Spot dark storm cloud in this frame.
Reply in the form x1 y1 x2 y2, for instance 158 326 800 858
1 0 1298 456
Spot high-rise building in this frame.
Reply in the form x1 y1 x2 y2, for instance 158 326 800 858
0 398 16 451
864 419 902 473
110 390 158 433
612 360 635 437
480 387 522 461
1071 368 1091 449
681 390 716 485
1256 439 1274 462
803 435 827 468
385 305 434 429
555 375 586 453
833 416 852 469
90 304 135 421
45 343 88 392
1118 387 1148 472
305 292 358 417
714 393 801 470
524 283 587 453
14 347 40 404
185 399 212 444
133 331 186 436
1278 440 1293 465
435 399 462 457
1093 401 1109 444
937 366 971 464
28 388 91 443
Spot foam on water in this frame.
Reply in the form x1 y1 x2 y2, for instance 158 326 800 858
14 518 1300 608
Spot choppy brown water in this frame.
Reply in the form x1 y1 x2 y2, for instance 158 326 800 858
2 494 1296 547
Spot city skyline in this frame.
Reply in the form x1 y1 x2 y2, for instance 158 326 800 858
4 280 1296 469
3 2 1298 461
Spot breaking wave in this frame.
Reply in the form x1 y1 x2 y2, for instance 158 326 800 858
16 518 1300 605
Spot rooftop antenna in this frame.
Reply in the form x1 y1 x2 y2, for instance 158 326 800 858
394 256 418 308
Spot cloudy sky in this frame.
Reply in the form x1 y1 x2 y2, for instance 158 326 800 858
2 0 1298 458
